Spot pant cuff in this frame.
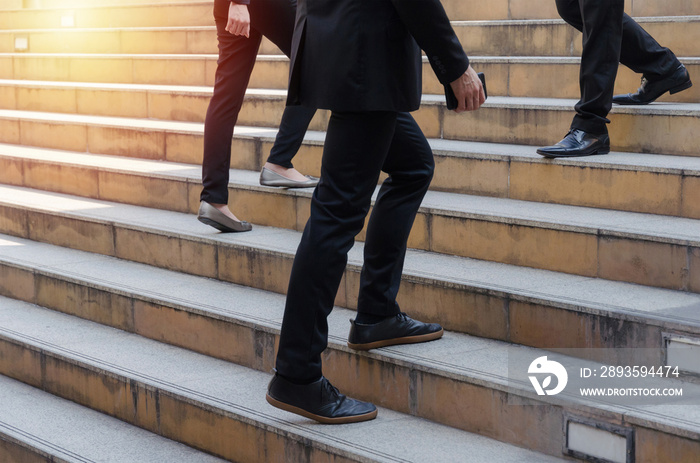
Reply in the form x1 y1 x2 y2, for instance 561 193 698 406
200 191 228 205
571 117 609 136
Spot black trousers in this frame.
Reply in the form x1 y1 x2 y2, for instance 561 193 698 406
201 0 316 205
556 0 679 134
275 111 434 382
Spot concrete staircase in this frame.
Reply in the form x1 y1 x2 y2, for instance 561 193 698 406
1 1 699 462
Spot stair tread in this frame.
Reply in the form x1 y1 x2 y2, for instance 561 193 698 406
3 19 698 61
1 239 699 440
0 294 567 463
0 107 207 131
2 87 699 116
3 0 213 10
2 0 696 27
451 15 700 26
3 103 700 172
6 133 700 175
4 52 700 62
3 25 217 33
1 183 699 332
0 375 227 462
0 78 216 93
1 144 699 246
2 15 699 32
420 94 700 115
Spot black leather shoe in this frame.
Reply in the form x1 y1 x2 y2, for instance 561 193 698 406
536 129 610 158
613 64 692 105
347 312 443 350
266 374 377 424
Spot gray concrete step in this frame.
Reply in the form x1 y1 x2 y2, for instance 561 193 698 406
0 374 227 463
445 0 700 20
2 160 700 291
0 0 20 10
0 294 571 462
1 26 222 54
1 0 696 28
1 90 698 156
3 16 699 57
453 16 700 58
431 94 700 157
0 2 214 29
2 54 698 103
36 0 209 7
3 126 700 221
1 185 700 353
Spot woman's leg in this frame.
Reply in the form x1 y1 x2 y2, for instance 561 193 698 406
250 0 318 182
200 2 262 221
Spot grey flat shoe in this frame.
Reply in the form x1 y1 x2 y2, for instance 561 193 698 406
259 167 319 188
197 201 252 233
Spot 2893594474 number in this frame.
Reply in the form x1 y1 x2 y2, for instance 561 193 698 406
599 365 679 378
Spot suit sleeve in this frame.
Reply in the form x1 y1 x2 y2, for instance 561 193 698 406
390 0 469 85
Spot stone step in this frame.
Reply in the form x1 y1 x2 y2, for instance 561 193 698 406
0 26 284 55
2 277 700 462
1 91 698 157
2 0 697 28
454 16 700 58
2 54 698 104
0 375 228 462
1 185 700 350
447 0 700 20
3 16 699 57
35 0 209 7
0 2 214 30
2 128 700 221
0 52 220 87
1 26 222 54
0 294 573 462
2 174 699 292
5 109 700 213
0 0 20 9
261 55 699 103
441 95 700 157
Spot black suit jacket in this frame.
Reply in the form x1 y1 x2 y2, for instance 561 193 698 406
287 0 469 112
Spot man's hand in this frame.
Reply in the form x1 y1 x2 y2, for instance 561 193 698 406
449 66 485 113
226 3 250 37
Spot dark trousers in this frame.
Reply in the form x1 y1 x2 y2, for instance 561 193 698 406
556 0 679 134
201 0 316 204
275 111 434 382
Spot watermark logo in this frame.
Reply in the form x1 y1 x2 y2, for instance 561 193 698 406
528 356 568 396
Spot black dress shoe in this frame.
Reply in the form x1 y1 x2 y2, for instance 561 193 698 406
266 374 377 424
347 312 443 350
613 64 692 105
536 129 610 158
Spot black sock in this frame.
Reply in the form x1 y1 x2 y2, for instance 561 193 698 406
354 312 393 325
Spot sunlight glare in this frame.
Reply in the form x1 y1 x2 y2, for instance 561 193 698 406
0 238 25 247
60 14 75 27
